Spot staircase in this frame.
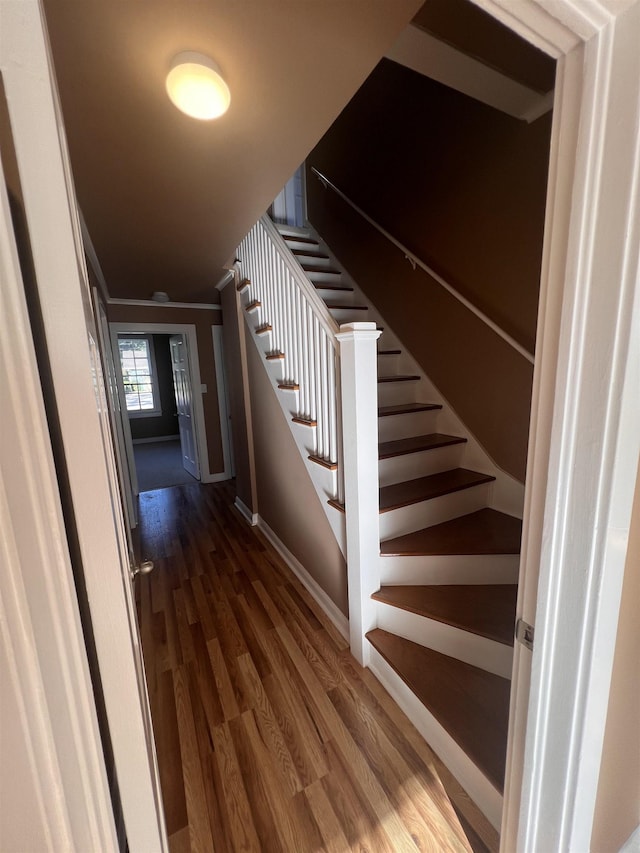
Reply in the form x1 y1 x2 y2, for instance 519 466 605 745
236 218 524 832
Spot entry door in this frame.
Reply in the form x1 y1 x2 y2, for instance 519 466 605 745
170 334 200 479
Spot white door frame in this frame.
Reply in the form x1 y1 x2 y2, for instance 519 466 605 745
1 3 168 849
110 321 213 485
465 1 640 850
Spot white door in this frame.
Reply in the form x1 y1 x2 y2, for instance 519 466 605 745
0 5 167 849
170 334 201 479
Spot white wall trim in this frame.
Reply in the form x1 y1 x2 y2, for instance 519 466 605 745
619 825 640 853
234 496 258 526
108 297 221 310
463 2 640 851
110 322 214 483
0 77 116 850
255 516 350 643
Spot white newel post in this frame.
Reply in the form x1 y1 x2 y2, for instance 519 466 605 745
337 322 382 665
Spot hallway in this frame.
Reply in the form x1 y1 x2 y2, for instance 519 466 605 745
136 482 493 852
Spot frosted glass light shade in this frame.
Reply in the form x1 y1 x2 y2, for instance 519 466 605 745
166 52 230 120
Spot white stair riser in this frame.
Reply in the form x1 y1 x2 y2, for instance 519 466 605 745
377 380 420 407
368 648 503 830
375 602 514 679
378 444 464 487
305 270 344 285
376 353 401 376
294 253 334 268
379 553 521 585
329 306 370 324
315 288 356 306
379 483 492 539
378 409 441 442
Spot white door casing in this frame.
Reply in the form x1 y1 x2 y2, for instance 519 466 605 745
466 1 640 850
0 3 168 850
170 333 200 479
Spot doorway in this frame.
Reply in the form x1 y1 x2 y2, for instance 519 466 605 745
110 322 210 497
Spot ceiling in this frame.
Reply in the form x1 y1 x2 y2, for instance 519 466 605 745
42 0 423 303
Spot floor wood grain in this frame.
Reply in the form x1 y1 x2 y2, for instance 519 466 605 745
136 481 489 852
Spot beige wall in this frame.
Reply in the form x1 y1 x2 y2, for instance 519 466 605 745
221 283 254 512
107 302 225 475
307 59 553 481
591 463 640 852
246 337 348 615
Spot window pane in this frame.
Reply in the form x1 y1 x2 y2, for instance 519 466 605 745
118 337 158 413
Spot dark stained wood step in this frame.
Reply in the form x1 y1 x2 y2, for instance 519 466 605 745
237 278 251 292
378 402 442 417
291 248 329 259
313 283 354 292
326 303 368 311
372 585 517 646
379 433 466 459
380 509 522 556
378 349 402 356
301 264 341 275
255 323 272 335
245 300 261 312
366 629 510 792
266 351 285 361
378 374 420 383
282 233 317 245
379 469 495 513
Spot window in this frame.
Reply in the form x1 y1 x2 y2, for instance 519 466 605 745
118 335 161 416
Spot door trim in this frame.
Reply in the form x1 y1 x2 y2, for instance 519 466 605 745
467 1 640 850
110 322 214 485
212 325 235 479
1 4 168 848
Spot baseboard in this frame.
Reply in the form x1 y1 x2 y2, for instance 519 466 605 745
132 434 179 445
619 825 639 853
234 496 258 526
256 517 350 642
368 646 503 831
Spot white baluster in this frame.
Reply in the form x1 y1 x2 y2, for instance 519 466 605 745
328 339 338 465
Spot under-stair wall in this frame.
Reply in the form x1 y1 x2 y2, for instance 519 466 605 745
306 57 553 482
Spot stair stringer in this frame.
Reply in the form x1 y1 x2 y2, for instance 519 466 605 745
303 226 525 520
368 645 504 832
242 307 347 555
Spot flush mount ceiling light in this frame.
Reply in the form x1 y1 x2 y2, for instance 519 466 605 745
166 51 230 120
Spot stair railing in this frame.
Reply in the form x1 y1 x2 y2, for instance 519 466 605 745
311 166 535 364
238 215 385 664
238 215 343 494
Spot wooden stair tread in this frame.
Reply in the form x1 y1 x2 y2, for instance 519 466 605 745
378 349 402 355
282 233 317 245
379 433 466 459
291 249 329 258
302 264 341 275
379 469 495 513
381 509 522 556
313 283 354 292
372 585 517 646
378 374 420 383
367 628 510 792
326 303 368 311
378 402 442 417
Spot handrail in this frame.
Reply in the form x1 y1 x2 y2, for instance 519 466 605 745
311 166 534 364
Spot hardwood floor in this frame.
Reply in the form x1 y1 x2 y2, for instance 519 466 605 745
136 481 496 852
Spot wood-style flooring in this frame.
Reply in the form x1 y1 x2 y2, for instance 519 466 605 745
136 481 497 852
